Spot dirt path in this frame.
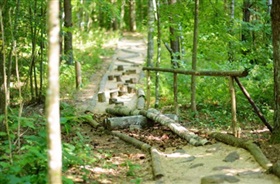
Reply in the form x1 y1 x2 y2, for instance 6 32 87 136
73 33 280 184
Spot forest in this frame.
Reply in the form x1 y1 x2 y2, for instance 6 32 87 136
1 0 280 183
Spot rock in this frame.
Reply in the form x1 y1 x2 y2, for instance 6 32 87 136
223 151 240 162
212 166 233 171
237 170 263 178
190 163 204 169
201 174 240 184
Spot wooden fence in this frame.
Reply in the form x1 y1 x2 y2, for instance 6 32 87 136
143 67 272 136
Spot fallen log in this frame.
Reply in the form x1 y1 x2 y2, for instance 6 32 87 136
210 132 272 170
137 88 145 110
106 107 208 146
111 131 151 151
105 106 140 116
139 109 209 146
111 131 164 181
269 161 280 178
151 147 164 180
104 115 148 130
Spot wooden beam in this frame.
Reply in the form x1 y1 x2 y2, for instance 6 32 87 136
143 67 248 77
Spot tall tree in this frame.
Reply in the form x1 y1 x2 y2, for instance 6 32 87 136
46 0 62 182
129 0 137 32
228 0 235 62
155 0 161 108
271 0 280 143
146 0 154 108
64 0 74 65
168 0 180 68
191 0 199 113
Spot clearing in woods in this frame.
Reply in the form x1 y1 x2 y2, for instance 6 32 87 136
67 33 280 184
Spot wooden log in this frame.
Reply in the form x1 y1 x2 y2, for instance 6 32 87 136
137 96 145 110
105 115 148 130
151 147 164 180
118 91 127 96
139 109 209 146
117 65 124 71
110 91 118 98
98 92 106 102
120 84 128 92
210 132 272 170
108 75 114 80
234 77 273 132
126 69 137 74
75 61 82 89
111 131 151 151
137 88 145 97
82 115 99 128
106 106 140 116
128 86 136 93
115 74 122 82
142 67 248 77
269 161 280 178
109 98 117 104
229 77 238 137
137 88 146 110
174 73 179 115
130 78 137 84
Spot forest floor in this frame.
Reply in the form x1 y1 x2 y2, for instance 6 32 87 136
66 32 280 184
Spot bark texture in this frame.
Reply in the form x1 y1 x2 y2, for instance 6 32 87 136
143 67 248 77
210 132 272 170
46 0 62 182
63 0 74 65
271 0 280 143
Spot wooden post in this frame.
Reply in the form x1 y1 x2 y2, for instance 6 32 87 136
75 61 82 89
98 92 106 102
146 70 151 109
174 73 179 115
229 77 237 137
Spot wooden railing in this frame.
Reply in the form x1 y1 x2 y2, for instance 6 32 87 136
143 67 272 136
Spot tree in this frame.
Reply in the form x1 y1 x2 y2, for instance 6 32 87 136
129 0 137 32
64 0 74 65
46 0 62 182
168 0 180 68
271 0 280 143
146 0 154 108
191 0 199 113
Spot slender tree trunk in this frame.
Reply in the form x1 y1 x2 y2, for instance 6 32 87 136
168 0 180 68
191 0 199 113
228 0 235 62
155 0 161 108
146 0 154 109
120 0 126 29
0 7 13 163
64 0 74 65
46 0 62 182
271 0 280 143
129 0 137 32
241 0 251 42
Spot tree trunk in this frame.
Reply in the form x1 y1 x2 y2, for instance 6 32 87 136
191 0 199 113
46 0 62 182
64 0 74 65
228 0 235 62
271 0 280 143
210 132 272 170
241 0 251 42
155 0 161 108
129 0 137 32
146 0 154 108
168 0 180 68
0 9 12 162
